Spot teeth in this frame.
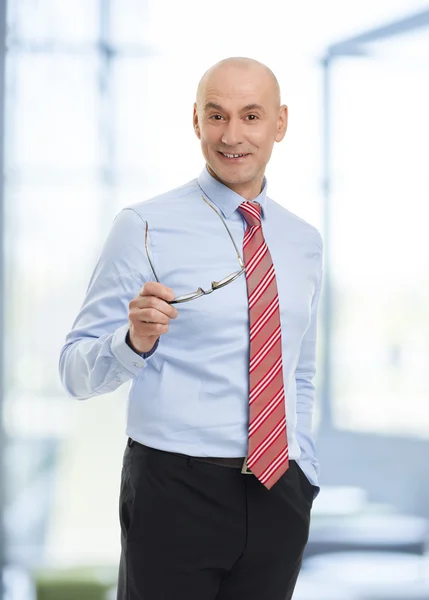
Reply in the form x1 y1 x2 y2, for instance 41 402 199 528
223 153 247 158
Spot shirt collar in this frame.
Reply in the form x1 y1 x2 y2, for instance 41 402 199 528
197 165 267 220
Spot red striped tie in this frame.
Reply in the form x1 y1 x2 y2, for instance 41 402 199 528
239 201 289 489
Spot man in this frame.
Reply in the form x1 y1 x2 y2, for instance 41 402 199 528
59 57 323 600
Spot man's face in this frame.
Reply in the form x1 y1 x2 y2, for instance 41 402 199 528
193 65 288 200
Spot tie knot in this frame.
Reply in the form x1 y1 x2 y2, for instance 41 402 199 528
238 201 262 228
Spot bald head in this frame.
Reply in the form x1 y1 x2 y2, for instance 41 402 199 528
196 57 281 109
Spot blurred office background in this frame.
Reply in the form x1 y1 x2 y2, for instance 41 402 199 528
1 0 429 598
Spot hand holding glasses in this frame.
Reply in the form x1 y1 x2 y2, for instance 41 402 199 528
127 282 179 354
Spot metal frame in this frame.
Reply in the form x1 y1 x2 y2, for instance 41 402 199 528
320 9 429 430
0 2 6 597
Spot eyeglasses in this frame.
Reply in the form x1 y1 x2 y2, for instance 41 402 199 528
144 195 246 304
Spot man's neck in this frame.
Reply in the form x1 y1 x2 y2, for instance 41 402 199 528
207 166 264 201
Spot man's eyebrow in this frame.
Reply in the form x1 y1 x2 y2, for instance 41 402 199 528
242 103 266 114
203 102 267 114
204 102 224 112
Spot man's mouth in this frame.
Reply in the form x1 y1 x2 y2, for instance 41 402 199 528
218 152 250 159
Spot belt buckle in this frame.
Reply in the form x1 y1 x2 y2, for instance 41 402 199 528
241 457 253 475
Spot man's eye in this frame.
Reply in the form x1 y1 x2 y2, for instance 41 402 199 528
246 114 259 121
209 114 224 120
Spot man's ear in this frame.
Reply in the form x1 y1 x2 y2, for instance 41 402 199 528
275 105 288 143
193 103 201 139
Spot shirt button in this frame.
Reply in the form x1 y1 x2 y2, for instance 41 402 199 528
133 362 143 368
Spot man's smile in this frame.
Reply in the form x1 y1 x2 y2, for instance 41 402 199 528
218 151 251 161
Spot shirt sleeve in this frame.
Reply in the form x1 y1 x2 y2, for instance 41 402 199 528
59 207 158 400
294 235 324 484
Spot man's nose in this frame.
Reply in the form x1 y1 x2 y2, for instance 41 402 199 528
221 119 243 147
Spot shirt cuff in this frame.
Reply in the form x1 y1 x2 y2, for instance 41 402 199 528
296 459 320 499
110 323 150 377
142 337 159 359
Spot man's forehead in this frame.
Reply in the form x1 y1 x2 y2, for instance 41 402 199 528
198 64 280 108
201 88 277 113
204 84 266 99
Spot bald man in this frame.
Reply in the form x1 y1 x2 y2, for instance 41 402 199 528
60 57 323 600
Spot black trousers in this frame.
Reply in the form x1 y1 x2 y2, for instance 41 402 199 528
117 439 314 600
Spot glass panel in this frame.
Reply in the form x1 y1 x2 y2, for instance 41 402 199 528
2 178 108 563
113 55 200 189
8 0 99 45
330 57 429 438
112 57 153 173
111 181 149 212
6 53 100 172
109 0 151 46
3 183 104 397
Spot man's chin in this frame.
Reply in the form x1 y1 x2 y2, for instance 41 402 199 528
209 162 253 186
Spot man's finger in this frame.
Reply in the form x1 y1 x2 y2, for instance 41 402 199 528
136 295 178 319
134 308 170 325
140 281 175 303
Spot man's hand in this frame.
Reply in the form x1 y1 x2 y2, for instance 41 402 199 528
128 282 178 354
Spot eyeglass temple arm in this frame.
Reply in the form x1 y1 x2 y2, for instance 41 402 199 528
145 221 160 283
144 198 245 283
201 196 245 270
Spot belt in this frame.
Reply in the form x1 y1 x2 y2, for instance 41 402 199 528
194 456 253 474
128 438 253 475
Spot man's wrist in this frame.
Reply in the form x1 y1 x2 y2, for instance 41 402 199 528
125 330 157 357
125 330 144 355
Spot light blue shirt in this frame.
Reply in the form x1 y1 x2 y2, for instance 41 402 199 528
59 167 323 493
